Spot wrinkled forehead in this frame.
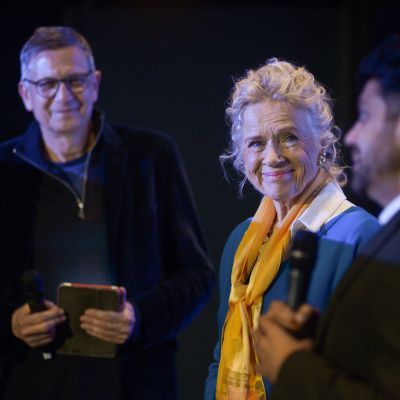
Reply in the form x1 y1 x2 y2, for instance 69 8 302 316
27 46 91 73
242 100 316 138
25 46 92 79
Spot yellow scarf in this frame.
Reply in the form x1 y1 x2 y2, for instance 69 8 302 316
216 170 327 400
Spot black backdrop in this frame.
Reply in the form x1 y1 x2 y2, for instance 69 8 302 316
1 1 398 398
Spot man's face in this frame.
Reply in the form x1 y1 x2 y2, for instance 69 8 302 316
345 79 400 202
18 46 101 139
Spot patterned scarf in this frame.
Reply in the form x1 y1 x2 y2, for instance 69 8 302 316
216 170 327 399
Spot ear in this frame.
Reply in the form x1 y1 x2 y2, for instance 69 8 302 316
91 70 102 102
18 81 33 112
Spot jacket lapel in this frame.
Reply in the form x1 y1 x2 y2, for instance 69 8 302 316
10 123 44 275
102 124 128 276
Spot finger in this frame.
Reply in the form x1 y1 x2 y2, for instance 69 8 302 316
81 307 133 330
266 301 298 328
24 308 65 328
81 323 128 344
299 338 314 351
254 332 269 359
82 309 119 322
255 315 268 337
18 303 32 316
81 303 134 344
80 317 119 332
12 304 32 336
80 315 131 343
19 314 66 337
25 333 54 348
267 301 292 317
254 323 274 360
118 287 127 311
256 315 277 337
294 304 318 325
43 300 59 310
80 313 121 330
20 309 66 329
13 304 65 341
80 315 131 336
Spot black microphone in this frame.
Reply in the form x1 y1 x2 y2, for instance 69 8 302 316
21 270 46 313
287 230 319 310
21 270 53 360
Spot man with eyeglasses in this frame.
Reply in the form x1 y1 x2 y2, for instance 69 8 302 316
0 26 214 399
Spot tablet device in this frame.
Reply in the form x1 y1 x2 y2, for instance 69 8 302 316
56 283 125 358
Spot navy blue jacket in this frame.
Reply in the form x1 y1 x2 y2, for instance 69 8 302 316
0 115 215 399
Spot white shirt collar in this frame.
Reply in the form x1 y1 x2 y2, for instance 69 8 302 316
291 181 353 234
378 194 400 225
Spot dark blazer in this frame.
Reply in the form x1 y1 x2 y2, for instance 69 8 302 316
0 117 215 399
272 210 400 400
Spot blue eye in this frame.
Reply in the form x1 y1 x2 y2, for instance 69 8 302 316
248 140 262 148
282 134 299 145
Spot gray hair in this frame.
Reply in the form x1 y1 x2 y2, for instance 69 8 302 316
20 26 95 79
222 58 346 192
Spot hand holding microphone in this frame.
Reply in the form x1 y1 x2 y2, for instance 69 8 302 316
11 270 66 359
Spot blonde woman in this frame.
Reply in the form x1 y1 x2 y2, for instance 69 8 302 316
205 59 380 400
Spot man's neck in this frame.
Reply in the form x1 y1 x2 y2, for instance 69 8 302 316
42 126 95 163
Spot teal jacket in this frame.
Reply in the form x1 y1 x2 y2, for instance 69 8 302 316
205 206 380 399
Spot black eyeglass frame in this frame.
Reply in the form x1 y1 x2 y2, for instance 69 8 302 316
22 70 94 98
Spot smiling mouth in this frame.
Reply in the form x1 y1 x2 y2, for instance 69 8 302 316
262 170 294 178
52 107 80 113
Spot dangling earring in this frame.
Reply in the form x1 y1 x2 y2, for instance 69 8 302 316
318 152 327 167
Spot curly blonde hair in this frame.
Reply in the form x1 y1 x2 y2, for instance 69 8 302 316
222 58 346 191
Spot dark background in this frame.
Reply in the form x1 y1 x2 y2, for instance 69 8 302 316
1 0 398 398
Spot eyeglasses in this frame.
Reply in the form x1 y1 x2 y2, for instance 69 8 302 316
23 71 94 99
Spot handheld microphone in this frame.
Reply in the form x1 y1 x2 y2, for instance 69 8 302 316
287 230 319 310
21 270 53 360
21 270 46 313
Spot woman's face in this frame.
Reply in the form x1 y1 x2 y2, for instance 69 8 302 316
242 100 320 206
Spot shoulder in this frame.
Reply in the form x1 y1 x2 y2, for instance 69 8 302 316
321 206 380 242
223 218 252 251
219 218 251 275
218 218 252 298
361 211 400 263
0 136 24 162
